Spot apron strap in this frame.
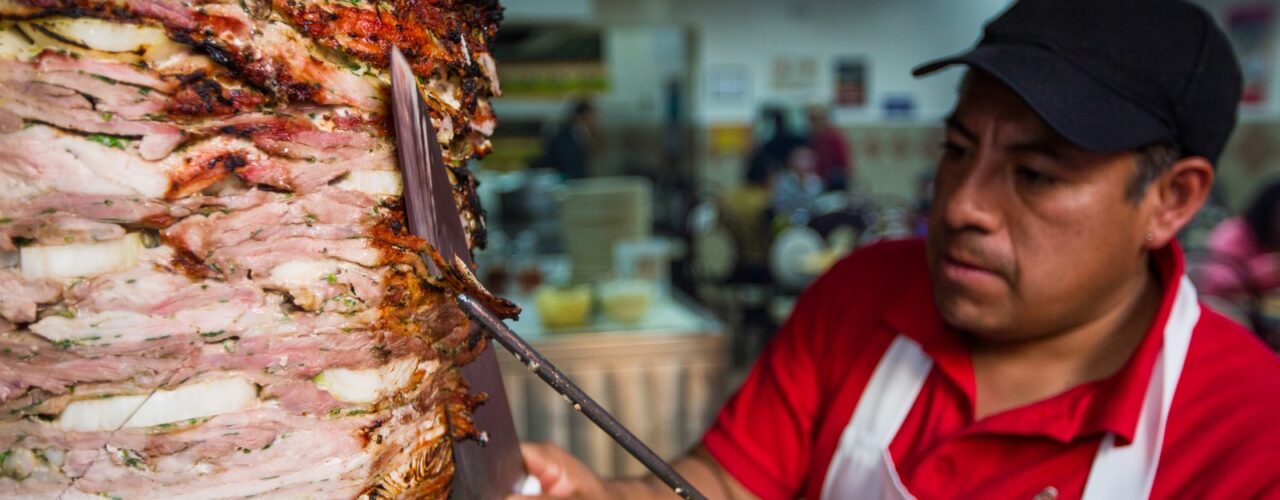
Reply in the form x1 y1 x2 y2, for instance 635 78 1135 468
1082 276 1200 500
820 277 1200 500
820 335 932 500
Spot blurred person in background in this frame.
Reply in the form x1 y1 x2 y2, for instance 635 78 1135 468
535 98 597 179
1199 180 1280 298
1196 180 1280 348
511 1 1280 499
909 170 935 237
745 106 804 185
721 159 775 279
770 145 823 222
806 105 855 191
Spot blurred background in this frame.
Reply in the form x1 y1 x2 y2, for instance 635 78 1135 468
472 0 1280 477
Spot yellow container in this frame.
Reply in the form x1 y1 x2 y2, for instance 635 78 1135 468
534 285 592 329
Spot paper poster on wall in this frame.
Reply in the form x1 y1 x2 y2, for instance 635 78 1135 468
771 56 818 92
1227 4 1275 105
834 57 868 107
706 65 750 105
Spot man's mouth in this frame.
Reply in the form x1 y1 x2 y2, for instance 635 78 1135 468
940 253 1005 286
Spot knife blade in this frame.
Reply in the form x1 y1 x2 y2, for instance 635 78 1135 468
389 47 706 500
389 48 528 499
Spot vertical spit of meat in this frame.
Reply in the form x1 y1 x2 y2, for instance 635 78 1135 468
0 0 507 497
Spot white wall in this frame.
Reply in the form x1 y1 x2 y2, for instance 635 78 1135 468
678 0 1014 125
518 0 1017 126
524 0 1275 124
600 26 687 125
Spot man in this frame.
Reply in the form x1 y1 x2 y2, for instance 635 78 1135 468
536 98 596 179
745 106 804 185
770 145 823 219
512 0 1280 498
807 106 855 191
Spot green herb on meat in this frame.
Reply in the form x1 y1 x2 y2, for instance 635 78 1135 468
86 134 129 149
120 450 144 469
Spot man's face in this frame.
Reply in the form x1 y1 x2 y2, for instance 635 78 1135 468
926 72 1151 341
807 109 825 130
789 146 817 175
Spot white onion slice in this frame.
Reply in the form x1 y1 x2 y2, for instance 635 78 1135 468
56 377 257 432
313 358 424 404
0 22 37 61
16 18 187 65
16 21 112 61
20 233 142 279
34 17 180 56
333 170 403 196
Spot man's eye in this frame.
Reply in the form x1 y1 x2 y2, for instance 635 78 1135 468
1015 165 1058 185
940 141 967 159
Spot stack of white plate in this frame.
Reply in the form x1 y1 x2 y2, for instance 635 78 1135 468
559 177 653 284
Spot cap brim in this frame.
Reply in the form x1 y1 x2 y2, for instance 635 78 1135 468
913 44 1174 154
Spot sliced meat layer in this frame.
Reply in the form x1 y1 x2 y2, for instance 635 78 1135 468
0 126 174 200
0 269 60 324
0 80 184 160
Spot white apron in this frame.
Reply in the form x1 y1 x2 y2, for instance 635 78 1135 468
820 277 1200 500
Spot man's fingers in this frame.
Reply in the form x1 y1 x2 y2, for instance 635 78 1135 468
519 442 564 492
509 441 608 499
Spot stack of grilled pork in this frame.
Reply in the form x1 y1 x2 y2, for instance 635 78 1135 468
0 0 503 497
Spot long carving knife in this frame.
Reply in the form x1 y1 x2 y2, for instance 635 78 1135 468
388 48 705 500
389 48 527 499
391 48 711 498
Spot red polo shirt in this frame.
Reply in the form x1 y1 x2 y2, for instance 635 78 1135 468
703 239 1280 499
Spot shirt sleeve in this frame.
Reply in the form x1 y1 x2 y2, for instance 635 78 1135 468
701 278 834 500
834 133 852 170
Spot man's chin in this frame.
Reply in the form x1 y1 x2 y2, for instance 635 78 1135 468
934 293 1010 336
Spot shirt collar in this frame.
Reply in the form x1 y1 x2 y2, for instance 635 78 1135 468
882 241 1187 444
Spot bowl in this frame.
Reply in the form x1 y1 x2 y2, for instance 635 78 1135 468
598 280 653 324
534 285 592 329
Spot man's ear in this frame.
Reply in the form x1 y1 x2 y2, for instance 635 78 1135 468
1143 156 1214 250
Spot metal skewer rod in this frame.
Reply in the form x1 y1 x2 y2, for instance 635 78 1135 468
456 294 707 500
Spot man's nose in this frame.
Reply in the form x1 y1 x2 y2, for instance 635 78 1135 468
939 156 1002 234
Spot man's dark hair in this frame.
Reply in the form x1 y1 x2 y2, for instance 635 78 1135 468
1246 181 1280 251
571 99 594 119
763 106 787 132
1127 142 1182 203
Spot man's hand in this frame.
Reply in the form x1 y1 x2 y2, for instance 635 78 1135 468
506 442 756 500
507 442 610 499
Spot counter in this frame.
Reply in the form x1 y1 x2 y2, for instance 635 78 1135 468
496 292 729 478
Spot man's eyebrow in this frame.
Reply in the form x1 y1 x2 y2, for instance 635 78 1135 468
1007 137 1063 159
944 115 1063 158
943 116 977 143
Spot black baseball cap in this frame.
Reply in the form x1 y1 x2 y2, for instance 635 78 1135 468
913 0 1242 163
